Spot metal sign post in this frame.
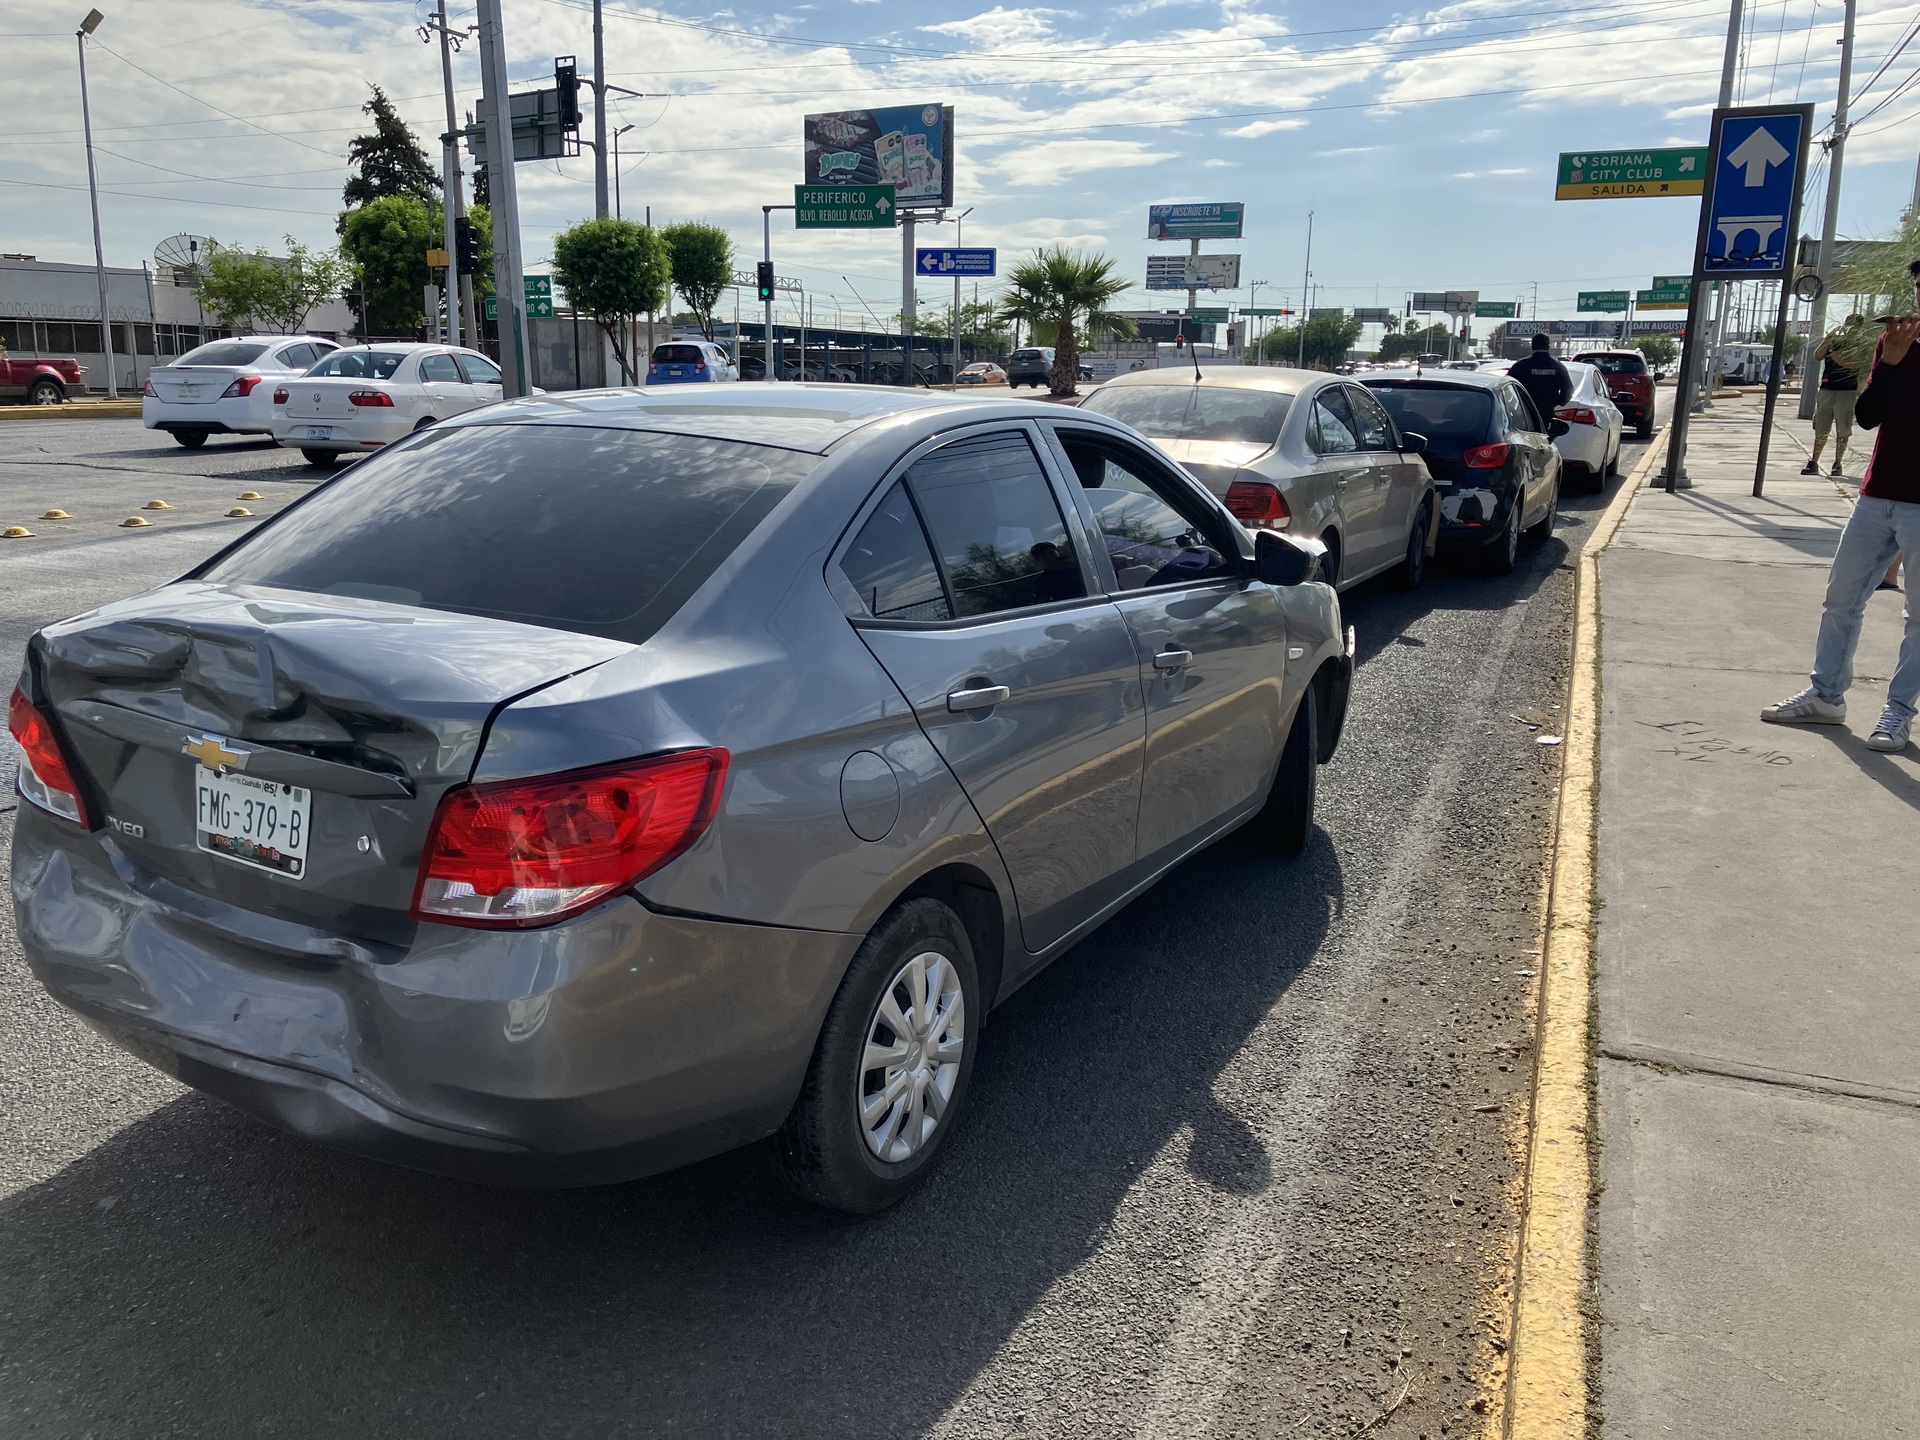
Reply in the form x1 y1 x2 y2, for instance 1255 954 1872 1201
474 0 529 398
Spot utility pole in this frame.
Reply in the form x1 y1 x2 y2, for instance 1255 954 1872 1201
901 212 917 385
76 9 115 399
1796 0 1856 420
592 0 608 218
475 0 529 397
427 0 470 349
1297 211 1314 369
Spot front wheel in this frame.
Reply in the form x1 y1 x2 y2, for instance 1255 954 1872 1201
772 898 980 1213
1244 685 1318 856
172 431 208 449
1390 500 1431 591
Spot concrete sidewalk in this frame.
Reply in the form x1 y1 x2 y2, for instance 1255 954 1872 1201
1591 395 1920 1437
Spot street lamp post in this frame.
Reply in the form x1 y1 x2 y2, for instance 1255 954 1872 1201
1247 278 1269 365
76 8 116 399
1297 212 1314 370
611 124 635 218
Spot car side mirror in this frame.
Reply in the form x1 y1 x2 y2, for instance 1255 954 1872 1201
1548 418 1572 438
1254 529 1325 587
1400 430 1429 454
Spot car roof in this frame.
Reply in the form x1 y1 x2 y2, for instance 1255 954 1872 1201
1089 366 1325 396
448 381 1086 454
326 342 449 353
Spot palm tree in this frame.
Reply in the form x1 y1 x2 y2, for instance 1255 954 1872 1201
998 247 1137 396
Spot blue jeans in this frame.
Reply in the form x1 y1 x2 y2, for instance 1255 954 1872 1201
1811 495 1920 720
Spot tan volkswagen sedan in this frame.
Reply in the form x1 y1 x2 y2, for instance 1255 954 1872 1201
1077 367 1440 591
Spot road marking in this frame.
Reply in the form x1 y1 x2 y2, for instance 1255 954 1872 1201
1499 432 1656 1438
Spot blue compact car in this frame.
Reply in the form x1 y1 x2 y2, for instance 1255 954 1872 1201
646 341 737 384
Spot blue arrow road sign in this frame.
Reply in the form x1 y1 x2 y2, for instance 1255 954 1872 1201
1696 105 1810 277
915 247 997 277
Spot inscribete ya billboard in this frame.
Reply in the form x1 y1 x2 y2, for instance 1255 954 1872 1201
804 105 955 209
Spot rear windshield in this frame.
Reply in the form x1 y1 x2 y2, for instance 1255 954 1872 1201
309 350 408 380
194 424 817 644
1364 384 1495 445
1078 383 1293 447
653 345 707 364
177 342 269 367
1576 353 1647 376
1010 350 1047 364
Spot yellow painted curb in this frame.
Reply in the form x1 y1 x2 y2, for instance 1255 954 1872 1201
1500 437 1655 1438
0 401 143 420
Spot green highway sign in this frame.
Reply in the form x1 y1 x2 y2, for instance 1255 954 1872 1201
1474 301 1518 317
795 184 896 229
1184 308 1230 323
1555 148 1707 201
1239 306 1291 316
484 275 553 320
1637 286 1691 310
1578 290 1630 313
1653 275 1691 289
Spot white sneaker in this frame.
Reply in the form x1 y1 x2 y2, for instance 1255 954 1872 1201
1867 708 1913 752
1760 687 1847 724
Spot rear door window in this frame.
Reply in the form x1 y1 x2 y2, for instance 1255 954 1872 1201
1502 384 1543 431
902 432 1086 617
418 353 464 383
194 425 818 645
276 343 315 369
1310 387 1360 454
1343 384 1396 450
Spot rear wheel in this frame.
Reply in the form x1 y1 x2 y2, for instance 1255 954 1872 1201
1635 418 1653 440
1485 495 1521 573
772 898 980 1213
1318 531 1342 590
1244 685 1318 856
414 416 437 431
28 380 62 406
172 431 208 448
1525 474 1559 542
1390 499 1431 590
300 448 339 468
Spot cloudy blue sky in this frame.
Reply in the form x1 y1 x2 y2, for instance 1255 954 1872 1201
4 0 1918 331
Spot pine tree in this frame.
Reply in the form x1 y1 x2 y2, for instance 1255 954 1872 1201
343 86 440 209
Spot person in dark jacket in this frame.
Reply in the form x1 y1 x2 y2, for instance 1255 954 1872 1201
1763 257 1920 751
1508 334 1573 424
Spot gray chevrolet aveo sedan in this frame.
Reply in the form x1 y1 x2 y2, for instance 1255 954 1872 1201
10 386 1353 1212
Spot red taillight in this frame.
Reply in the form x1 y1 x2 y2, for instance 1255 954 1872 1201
1224 479 1291 529
8 686 89 827
221 375 263 398
412 749 729 928
1555 406 1597 425
348 390 394 407
692 357 707 372
142 377 156 397
1463 442 1509 469
272 387 289 406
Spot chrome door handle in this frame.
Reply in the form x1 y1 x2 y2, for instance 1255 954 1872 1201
1153 649 1194 670
947 684 1010 712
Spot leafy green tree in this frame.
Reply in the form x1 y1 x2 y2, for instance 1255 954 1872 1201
344 86 439 209
338 195 438 336
1630 333 1678 371
198 236 352 333
659 222 733 341
998 247 1136 395
551 217 671 382
1375 322 1453 362
1827 211 1920 372
1263 312 1362 368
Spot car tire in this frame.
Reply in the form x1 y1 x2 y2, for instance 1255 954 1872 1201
1318 532 1341 590
1244 684 1317 857
1486 496 1521 574
1525 475 1559 542
414 416 437 431
772 897 981 1213
28 380 63 406
300 449 339 468
172 431 208 448
1635 418 1653 440
1390 499 1431 590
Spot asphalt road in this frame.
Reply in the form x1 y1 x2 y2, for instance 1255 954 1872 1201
0 413 1652 1439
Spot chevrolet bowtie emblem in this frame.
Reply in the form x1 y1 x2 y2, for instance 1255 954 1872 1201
182 734 249 772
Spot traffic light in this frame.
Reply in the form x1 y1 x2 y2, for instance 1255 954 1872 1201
756 261 775 303
554 56 581 128
454 216 479 276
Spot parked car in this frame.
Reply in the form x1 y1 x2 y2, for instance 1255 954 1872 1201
1 352 86 405
143 335 340 447
270 343 504 467
957 362 1007 386
1572 348 1654 438
10 385 1352 1211
1078 367 1439 591
647 340 737 384
1551 361 1625 490
1006 347 1056 388
1361 368 1567 573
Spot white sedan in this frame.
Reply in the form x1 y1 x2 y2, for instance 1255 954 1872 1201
272 343 504 467
1552 361 1624 491
143 335 340 447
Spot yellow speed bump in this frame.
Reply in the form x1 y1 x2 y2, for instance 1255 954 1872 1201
236 491 264 501
120 516 152 528
225 507 254 518
3 525 35 539
142 499 173 510
40 509 72 520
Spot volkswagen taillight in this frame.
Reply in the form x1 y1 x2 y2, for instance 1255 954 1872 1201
1463 442 1509 469
348 390 394 407
220 375 263 398
412 750 729 928
8 686 89 827
1224 479 1291 529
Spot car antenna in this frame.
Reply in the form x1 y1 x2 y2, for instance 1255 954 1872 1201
1185 333 1201 382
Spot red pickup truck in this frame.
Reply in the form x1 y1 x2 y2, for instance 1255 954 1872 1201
0 355 87 405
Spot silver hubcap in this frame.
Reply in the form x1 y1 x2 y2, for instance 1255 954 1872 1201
858 949 965 1163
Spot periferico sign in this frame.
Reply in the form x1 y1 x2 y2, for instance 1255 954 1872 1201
1555 149 1707 200
795 184 896 229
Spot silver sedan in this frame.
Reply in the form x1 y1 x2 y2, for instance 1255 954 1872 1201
1078 367 1440 591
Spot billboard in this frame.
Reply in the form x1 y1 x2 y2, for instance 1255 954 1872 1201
1145 254 1242 290
804 105 954 209
1147 203 1244 240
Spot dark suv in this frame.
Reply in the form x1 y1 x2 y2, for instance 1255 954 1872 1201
1006 347 1056 389
1573 350 1653 438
